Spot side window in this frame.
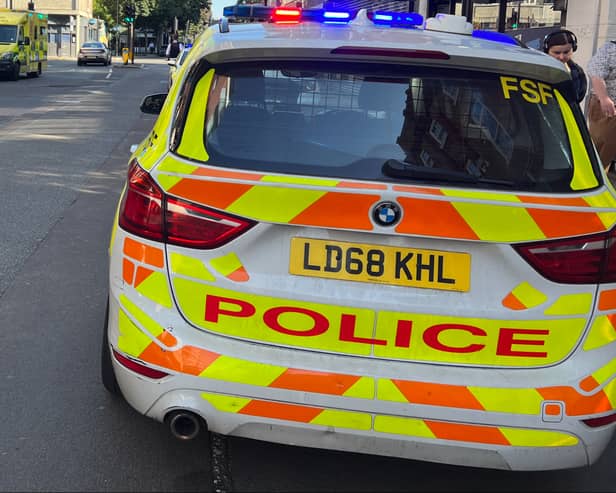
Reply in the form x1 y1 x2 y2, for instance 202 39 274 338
18 27 24 44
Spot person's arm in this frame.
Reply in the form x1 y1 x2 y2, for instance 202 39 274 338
166 44 171 57
590 75 616 116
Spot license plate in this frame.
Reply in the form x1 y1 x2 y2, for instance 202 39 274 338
289 238 470 292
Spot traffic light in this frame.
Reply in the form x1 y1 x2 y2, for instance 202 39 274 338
123 3 135 23
510 9 519 29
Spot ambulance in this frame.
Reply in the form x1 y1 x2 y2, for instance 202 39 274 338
0 8 47 80
102 7 616 471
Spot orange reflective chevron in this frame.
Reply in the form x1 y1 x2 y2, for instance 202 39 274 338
289 191 378 229
524 207 607 238
239 399 323 422
123 237 164 268
391 380 484 410
395 196 479 239
537 386 612 416
599 289 616 310
424 420 509 445
270 368 362 395
168 178 253 210
123 258 135 285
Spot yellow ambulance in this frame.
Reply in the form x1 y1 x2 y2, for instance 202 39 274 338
0 8 47 80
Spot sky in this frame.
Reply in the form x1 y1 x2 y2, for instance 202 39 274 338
210 0 226 20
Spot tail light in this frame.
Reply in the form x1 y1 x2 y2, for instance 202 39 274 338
514 229 616 284
119 160 255 248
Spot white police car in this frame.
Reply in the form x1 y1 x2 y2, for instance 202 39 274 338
102 6 616 471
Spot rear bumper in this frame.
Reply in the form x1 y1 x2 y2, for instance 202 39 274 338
113 363 602 471
106 288 616 471
78 54 107 63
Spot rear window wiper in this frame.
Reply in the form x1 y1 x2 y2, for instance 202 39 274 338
381 159 517 187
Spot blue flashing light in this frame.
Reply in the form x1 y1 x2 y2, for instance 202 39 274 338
323 10 351 20
472 30 521 46
369 10 424 28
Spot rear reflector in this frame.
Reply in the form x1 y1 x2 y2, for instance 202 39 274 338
582 412 616 428
514 228 616 284
113 349 169 379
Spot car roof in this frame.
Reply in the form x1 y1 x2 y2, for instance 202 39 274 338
193 10 569 84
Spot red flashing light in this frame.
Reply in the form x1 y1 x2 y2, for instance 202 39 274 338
271 7 302 24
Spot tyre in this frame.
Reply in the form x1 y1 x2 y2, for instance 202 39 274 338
10 62 19 81
101 298 122 396
77 61 83 66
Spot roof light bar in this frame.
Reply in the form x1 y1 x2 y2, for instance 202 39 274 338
368 10 424 28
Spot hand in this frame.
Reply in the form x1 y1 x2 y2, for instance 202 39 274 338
599 96 616 117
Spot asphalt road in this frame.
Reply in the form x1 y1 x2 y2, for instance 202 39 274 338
0 57 615 492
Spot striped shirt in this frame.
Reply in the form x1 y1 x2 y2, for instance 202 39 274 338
587 40 616 101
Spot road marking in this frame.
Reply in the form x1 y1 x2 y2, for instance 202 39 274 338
52 100 82 104
106 67 112 79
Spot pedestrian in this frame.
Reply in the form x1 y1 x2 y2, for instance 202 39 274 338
166 34 182 59
543 29 587 104
148 41 155 54
587 39 616 172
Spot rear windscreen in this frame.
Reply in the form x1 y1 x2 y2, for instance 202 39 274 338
196 61 596 192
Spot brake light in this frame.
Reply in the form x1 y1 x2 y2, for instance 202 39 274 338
119 160 255 248
514 228 616 284
330 46 450 59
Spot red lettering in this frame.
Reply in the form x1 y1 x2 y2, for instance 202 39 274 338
496 328 549 358
264 306 328 336
204 295 255 323
339 314 386 345
395 320 412 348
423 324 486 353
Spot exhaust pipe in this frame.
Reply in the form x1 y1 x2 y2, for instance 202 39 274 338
166 410 203 441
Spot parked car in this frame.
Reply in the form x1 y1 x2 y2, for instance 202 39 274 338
77 41 112 66
103 7 616 472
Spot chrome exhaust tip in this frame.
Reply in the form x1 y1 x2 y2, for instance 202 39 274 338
166 410 203 441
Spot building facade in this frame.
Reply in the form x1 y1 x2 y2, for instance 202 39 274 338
2 0 105 57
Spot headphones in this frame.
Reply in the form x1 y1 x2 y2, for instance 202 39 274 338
543 29 578 53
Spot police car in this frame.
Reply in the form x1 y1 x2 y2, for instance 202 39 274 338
102 6 616 471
